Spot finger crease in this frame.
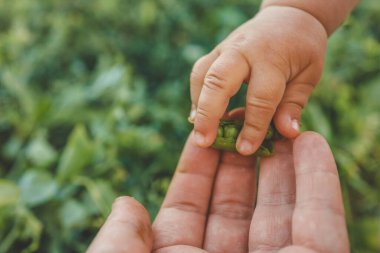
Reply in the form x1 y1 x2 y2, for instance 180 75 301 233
210 201 254 220
163 202 207 216
244 120 267 134
177 167 214 179
257 192 296 206
204 73 228 92
195 107 211 120
295 198 344 218
246 97 277 113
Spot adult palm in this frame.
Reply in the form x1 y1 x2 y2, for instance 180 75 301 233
87 131 349 253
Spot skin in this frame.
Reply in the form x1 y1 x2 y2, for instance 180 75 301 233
87 131 349 253
189 1 359 155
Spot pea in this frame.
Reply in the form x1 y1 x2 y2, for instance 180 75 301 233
217 126 224 137
189 119 280 156
209 119 281 157
224 125 239 139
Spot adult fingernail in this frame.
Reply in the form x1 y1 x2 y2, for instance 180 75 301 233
195 131 206 146
188 105 196 123
291 119 300 132
238 139 254 155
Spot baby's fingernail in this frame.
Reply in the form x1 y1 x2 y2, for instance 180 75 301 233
291 119 300 132
238 139 254 155
194 131 206 146
188 105 196 123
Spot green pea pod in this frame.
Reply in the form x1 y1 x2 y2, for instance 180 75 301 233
211 119 281 157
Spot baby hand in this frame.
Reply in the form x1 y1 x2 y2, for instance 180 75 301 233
190 6 327 155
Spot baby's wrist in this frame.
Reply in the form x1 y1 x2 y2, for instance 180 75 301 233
261 0 359 36
255 6 327 40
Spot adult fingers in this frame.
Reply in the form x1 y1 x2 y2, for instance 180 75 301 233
193 48 250 147
87 196 152 253
292 131 349 253
249 139 296 252
237 63 286 155
274 61 324 138
203 152 257 253
152 132 220 251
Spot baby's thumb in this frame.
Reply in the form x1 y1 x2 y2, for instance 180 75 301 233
87 196 152 253
274 81 316 138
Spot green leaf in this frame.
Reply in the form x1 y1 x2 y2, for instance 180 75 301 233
2 137 23 159
1 69 35 118
75 177 116 217
19 170 58 207
59 199 88 229
350 217 380 252
89 65 126 99
0 180 20 207
138 0 158 27
25 131 57 168
57 124 94 182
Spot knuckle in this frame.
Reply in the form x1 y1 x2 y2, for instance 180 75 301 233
281 100 304 113
249 81 284 103
243 120 267 136
246 96 277 114
243 97 276 137
204 70 228 93
278 102 303 117
195 106 210 120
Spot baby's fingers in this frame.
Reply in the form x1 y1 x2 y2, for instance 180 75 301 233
193 49 250 147
190 51 219 110
274 62 323 138
274 82 315 138
237 63 286 155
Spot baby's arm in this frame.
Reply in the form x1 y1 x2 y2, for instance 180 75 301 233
190 0 359 155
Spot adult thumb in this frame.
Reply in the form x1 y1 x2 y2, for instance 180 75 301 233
87 196 152 253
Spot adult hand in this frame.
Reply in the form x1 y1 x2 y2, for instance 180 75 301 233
87 131 349 253
153 131 349 253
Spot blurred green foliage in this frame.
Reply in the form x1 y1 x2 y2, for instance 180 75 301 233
0 0 379 252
